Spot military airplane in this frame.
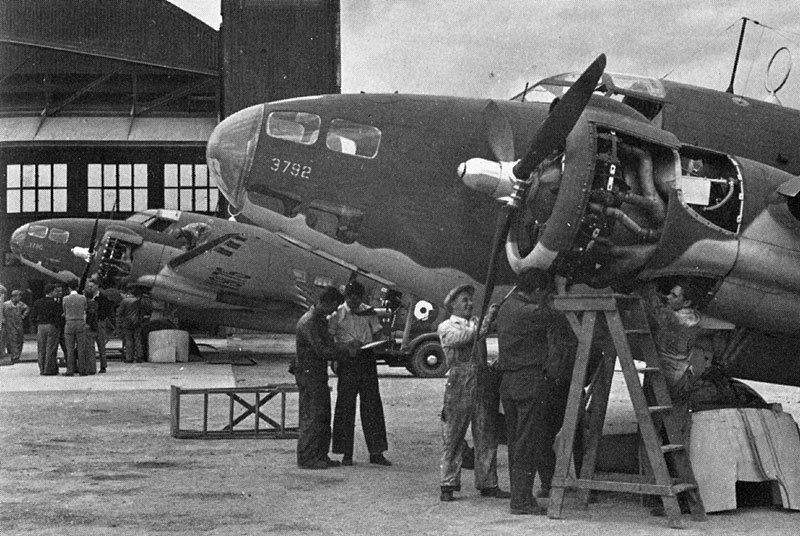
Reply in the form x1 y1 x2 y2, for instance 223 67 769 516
11 209 324 333
10 209 449 376
206 55 800 388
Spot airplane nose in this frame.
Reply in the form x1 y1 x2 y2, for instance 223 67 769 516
206 104 265 211
10 224 28 256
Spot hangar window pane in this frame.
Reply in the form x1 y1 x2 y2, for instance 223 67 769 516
266 112 321 145
53 191 67 212
39 166 51 187
164 164 178 187
326 119 381 159
180 189 193 208
118 165 132 187
88 164 102 187
22 165 35 187
165 189 177 209
134 164 147 187
22 189 35 211
89 189 101 211
104 165 116 186
6 190 20 213
6 165 20 188
54 165 66 187
163 163 216 213
39 190 51 210
180 165 193 186
87 164 148 213
103 190 117 210
134 190 148 211
4 164 68 214
196 165 208 187
118 189 132 212
196 189 208 208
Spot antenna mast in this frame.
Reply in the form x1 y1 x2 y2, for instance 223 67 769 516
726 17 750 94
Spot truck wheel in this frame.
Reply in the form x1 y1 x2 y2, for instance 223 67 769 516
407 341 448 378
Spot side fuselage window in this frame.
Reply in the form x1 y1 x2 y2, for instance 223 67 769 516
266 112 321 145
48 228 70 244
28 225 48 239
326 119 381 159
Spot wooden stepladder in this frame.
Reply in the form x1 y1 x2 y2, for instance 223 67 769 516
546 293 706 529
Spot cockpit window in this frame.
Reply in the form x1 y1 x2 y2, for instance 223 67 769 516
326 119 381 159
28 225 48 239
144 217 173 233
511 72 666 121
266 112 321 145
48 228 69 244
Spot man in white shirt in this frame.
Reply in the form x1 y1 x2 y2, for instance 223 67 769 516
329 281 391 467
437 284 509 502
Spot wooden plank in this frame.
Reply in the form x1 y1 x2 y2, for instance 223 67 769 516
170 386 180 438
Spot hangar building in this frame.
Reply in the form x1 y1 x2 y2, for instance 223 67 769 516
0 0 340 297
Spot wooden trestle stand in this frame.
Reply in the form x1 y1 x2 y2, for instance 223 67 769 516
546 293 707 529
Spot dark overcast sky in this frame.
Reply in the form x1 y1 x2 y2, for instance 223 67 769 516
171 0 800 108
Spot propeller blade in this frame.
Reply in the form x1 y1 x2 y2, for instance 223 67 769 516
471 54 607 366
78 216 100 293
512 53 606 180
485 101 515 162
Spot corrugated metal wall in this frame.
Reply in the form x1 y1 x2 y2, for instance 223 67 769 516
0 0 219 74
222 0 340 115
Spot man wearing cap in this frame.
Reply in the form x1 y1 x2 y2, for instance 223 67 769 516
2 289 29 362
437 283 509 502
292 287 348 469
329 280 391 467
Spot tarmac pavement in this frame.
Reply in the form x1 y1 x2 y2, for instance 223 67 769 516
2 332 800 534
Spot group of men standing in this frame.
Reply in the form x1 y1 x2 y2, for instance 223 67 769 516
436 272 702 516
292 281 391 470
290 270 702 516
28 280 105 376
2 279 146 375
436 271 576 514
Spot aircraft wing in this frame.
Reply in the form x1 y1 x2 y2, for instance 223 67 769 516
161 228 393 312
273 232 397 288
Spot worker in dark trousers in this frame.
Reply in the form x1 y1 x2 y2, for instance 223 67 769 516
536 310 580 499
495 269 559 515
329 281 391 466
292 287 348 469
31 284 63 375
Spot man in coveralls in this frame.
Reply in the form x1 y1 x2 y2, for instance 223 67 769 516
3 289 29 362
292 287 348 470
329 281 391 467
438 284 509 502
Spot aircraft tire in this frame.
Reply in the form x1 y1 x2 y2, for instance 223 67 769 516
407 340 448 378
